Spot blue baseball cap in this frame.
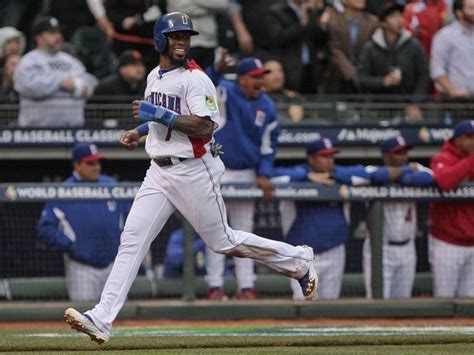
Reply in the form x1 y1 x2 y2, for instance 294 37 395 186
453 120 474 138
380 136 412 154
306 137 339 155
236 57 270 77
72 142 104 162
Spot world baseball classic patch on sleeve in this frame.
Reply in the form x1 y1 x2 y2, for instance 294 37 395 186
204 94 218 112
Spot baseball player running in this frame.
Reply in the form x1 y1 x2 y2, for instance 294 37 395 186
64 12 317 344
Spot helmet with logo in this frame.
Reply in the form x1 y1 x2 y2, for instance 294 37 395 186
154 12 199 53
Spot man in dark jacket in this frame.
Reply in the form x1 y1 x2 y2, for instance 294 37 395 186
94 49 146 97
357 1 429 121
429 120 474 297
264 0 331 94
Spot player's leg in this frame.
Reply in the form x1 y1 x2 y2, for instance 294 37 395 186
95 263 114 301
84 169 176 335
219 168 257 293
382 245 397 299
317 244 345 299
429 235 462 297
64 255 101 301
457 247 474 297
166 156 313 279
228 200 257 292
362 238 372 298
391 242 416 298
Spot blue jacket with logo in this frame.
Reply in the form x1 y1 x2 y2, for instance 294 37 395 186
37 174 131 268
206 67 280 177
272 163 432 253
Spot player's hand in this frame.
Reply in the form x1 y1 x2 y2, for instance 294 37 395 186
132 100 140 122
307 172 335 185
409 162 420 172
120 129 140 150
256 176 274 201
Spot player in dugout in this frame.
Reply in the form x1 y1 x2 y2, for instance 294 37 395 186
37 142 130 301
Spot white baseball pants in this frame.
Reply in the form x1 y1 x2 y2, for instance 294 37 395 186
63 255 113 301
290 244 345 300
86 154 312 334
363 238 416 299
205 168 256 290
429 235 474 297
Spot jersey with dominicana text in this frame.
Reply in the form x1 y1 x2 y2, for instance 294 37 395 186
144 61 220 159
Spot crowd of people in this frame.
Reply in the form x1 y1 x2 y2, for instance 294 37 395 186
0 0 473 126
0 1 471 304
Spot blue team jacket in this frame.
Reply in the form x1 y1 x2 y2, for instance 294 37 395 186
272 164 433 253
206 67 280 177
37 174 131 268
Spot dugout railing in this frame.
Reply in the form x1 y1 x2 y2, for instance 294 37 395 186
1 94 473 127
0 182 472 301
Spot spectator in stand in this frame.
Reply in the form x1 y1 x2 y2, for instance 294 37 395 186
0 53 21 102
38 142 130 301
429 120 474 297
168 0 231 69
357 1 429 122
237 0 285 57
204 56 279 300
262 58 306 122
14 17 97 127
272 137 411 299
264 0 332 94
403 0 448 58
0 27 25 65
324 0 379 94
431 0 474 98
106 0 164 71
363 136 434 299
47 0 109 41
94 49 146 97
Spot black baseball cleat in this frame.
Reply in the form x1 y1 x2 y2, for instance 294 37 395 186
64 308 109 344
298 246 318 300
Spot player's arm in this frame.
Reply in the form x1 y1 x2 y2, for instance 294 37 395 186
37 205 75 251
132 100 214 138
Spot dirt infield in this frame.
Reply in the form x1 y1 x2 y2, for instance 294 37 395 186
2 317 474 330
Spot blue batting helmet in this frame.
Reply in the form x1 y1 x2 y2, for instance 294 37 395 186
154 12 199 53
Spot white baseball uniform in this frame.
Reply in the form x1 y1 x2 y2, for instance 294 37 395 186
363 201 417 299
84 64 313 335
205 168 257 290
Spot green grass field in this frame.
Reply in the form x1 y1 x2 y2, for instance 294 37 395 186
2 324 474 354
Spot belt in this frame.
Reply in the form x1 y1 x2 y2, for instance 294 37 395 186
388 239 411 246
153 157 190 167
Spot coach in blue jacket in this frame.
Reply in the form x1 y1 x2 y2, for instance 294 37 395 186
38 142 130 301
204 54 280 300
272 137 431 299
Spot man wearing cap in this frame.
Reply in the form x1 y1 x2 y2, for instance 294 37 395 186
273 136 433 299
429 120 474 297
37 142 130 301
272 137 384 299
13 16 97 127
357 1 429 122
363 136 433 299
94 50 146 97
203 56 279 300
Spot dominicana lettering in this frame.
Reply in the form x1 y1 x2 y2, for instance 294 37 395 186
146 92 181 114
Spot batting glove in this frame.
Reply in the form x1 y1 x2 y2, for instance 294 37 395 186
138 101 177 128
